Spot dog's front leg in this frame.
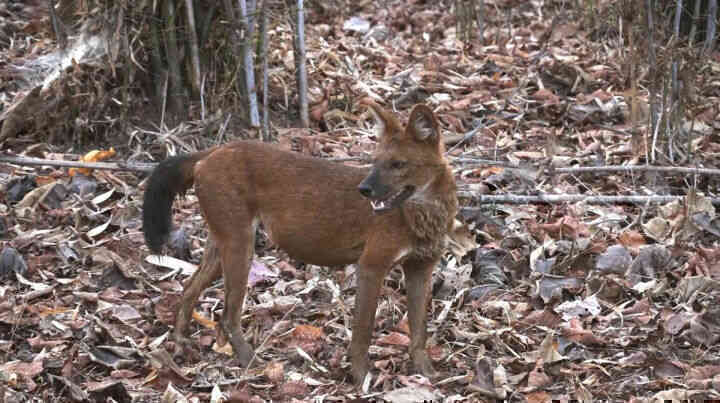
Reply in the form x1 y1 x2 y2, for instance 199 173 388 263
349 261 390 386
402 257 438 378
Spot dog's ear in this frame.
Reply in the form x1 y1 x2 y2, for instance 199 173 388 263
407 104 439 144
365 101 391 138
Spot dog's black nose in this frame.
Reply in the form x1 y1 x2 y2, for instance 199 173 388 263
357 183 373 198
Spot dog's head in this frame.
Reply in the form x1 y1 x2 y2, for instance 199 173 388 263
358 102 447 214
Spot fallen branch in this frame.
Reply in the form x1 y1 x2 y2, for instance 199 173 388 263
458 192 720 206
454 158 720 177
553 165 720 176
21 285 56 302
0 154 156 173
0 153 368 173
452 157 532 169
445 120 485 154
5 152 720 179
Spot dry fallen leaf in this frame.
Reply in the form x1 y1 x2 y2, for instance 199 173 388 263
68 147 116 176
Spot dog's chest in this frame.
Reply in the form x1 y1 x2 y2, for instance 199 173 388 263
403 201 453 260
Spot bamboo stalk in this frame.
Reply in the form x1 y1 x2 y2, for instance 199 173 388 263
260 0 270 141
475 0 485 45
689 0 702 45
184 0 202 95
163 0 186 116
47 0 68 49
293 0 309 128
149 4 166 110
671 1 682 161
645 0 658 163
240 0 260 127
706 0 718 53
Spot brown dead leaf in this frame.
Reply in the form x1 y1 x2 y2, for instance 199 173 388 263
520 309 562 328
618 230 646 251
427 344 445 362
538 333 564 363
263 361 285 383
532 88 559 103
685 307 720 346
526 360 552 389
226 389 253 403
310 87 330 123
68 147 116 176
26 335 65 350
577 89 614 104
292 324 325 340
110 369 140 379
664 311 693 335
618 351 648 367
562 318 606 345
191 309 217 329
277 380 308 399
555 216 587 239
377 331 410 347
0 356 45 391
395 317 410 334
686 365 720 381
525 391 552 403
486 53 515 66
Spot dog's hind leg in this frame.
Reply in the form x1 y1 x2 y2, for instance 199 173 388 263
193 155 257 366
215 217 256 367
174 234 222 347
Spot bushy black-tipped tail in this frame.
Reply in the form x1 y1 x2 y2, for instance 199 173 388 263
142 154 201 253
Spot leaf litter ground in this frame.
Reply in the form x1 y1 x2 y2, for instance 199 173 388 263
1 0 720 402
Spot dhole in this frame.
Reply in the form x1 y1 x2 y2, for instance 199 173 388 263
142 102 458 385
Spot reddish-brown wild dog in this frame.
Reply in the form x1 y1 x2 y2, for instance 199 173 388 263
142 102 458 385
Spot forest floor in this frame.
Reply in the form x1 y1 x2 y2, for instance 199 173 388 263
1 0 720 402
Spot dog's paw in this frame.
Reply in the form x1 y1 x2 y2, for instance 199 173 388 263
172 329 196 351
170 331 202 361
230 335 255 367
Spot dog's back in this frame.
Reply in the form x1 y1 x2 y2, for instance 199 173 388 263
194 141 375 266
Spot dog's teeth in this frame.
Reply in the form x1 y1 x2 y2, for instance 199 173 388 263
370 200 386 210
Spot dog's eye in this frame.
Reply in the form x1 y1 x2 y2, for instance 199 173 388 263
390 160 407 170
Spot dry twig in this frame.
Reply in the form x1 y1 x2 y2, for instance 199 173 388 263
458 193 720 206
0 154 155 173
0 154 367 173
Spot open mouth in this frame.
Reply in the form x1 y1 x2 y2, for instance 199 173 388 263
369 186 415 213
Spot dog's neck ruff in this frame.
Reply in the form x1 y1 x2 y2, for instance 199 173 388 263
402 177 457 260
